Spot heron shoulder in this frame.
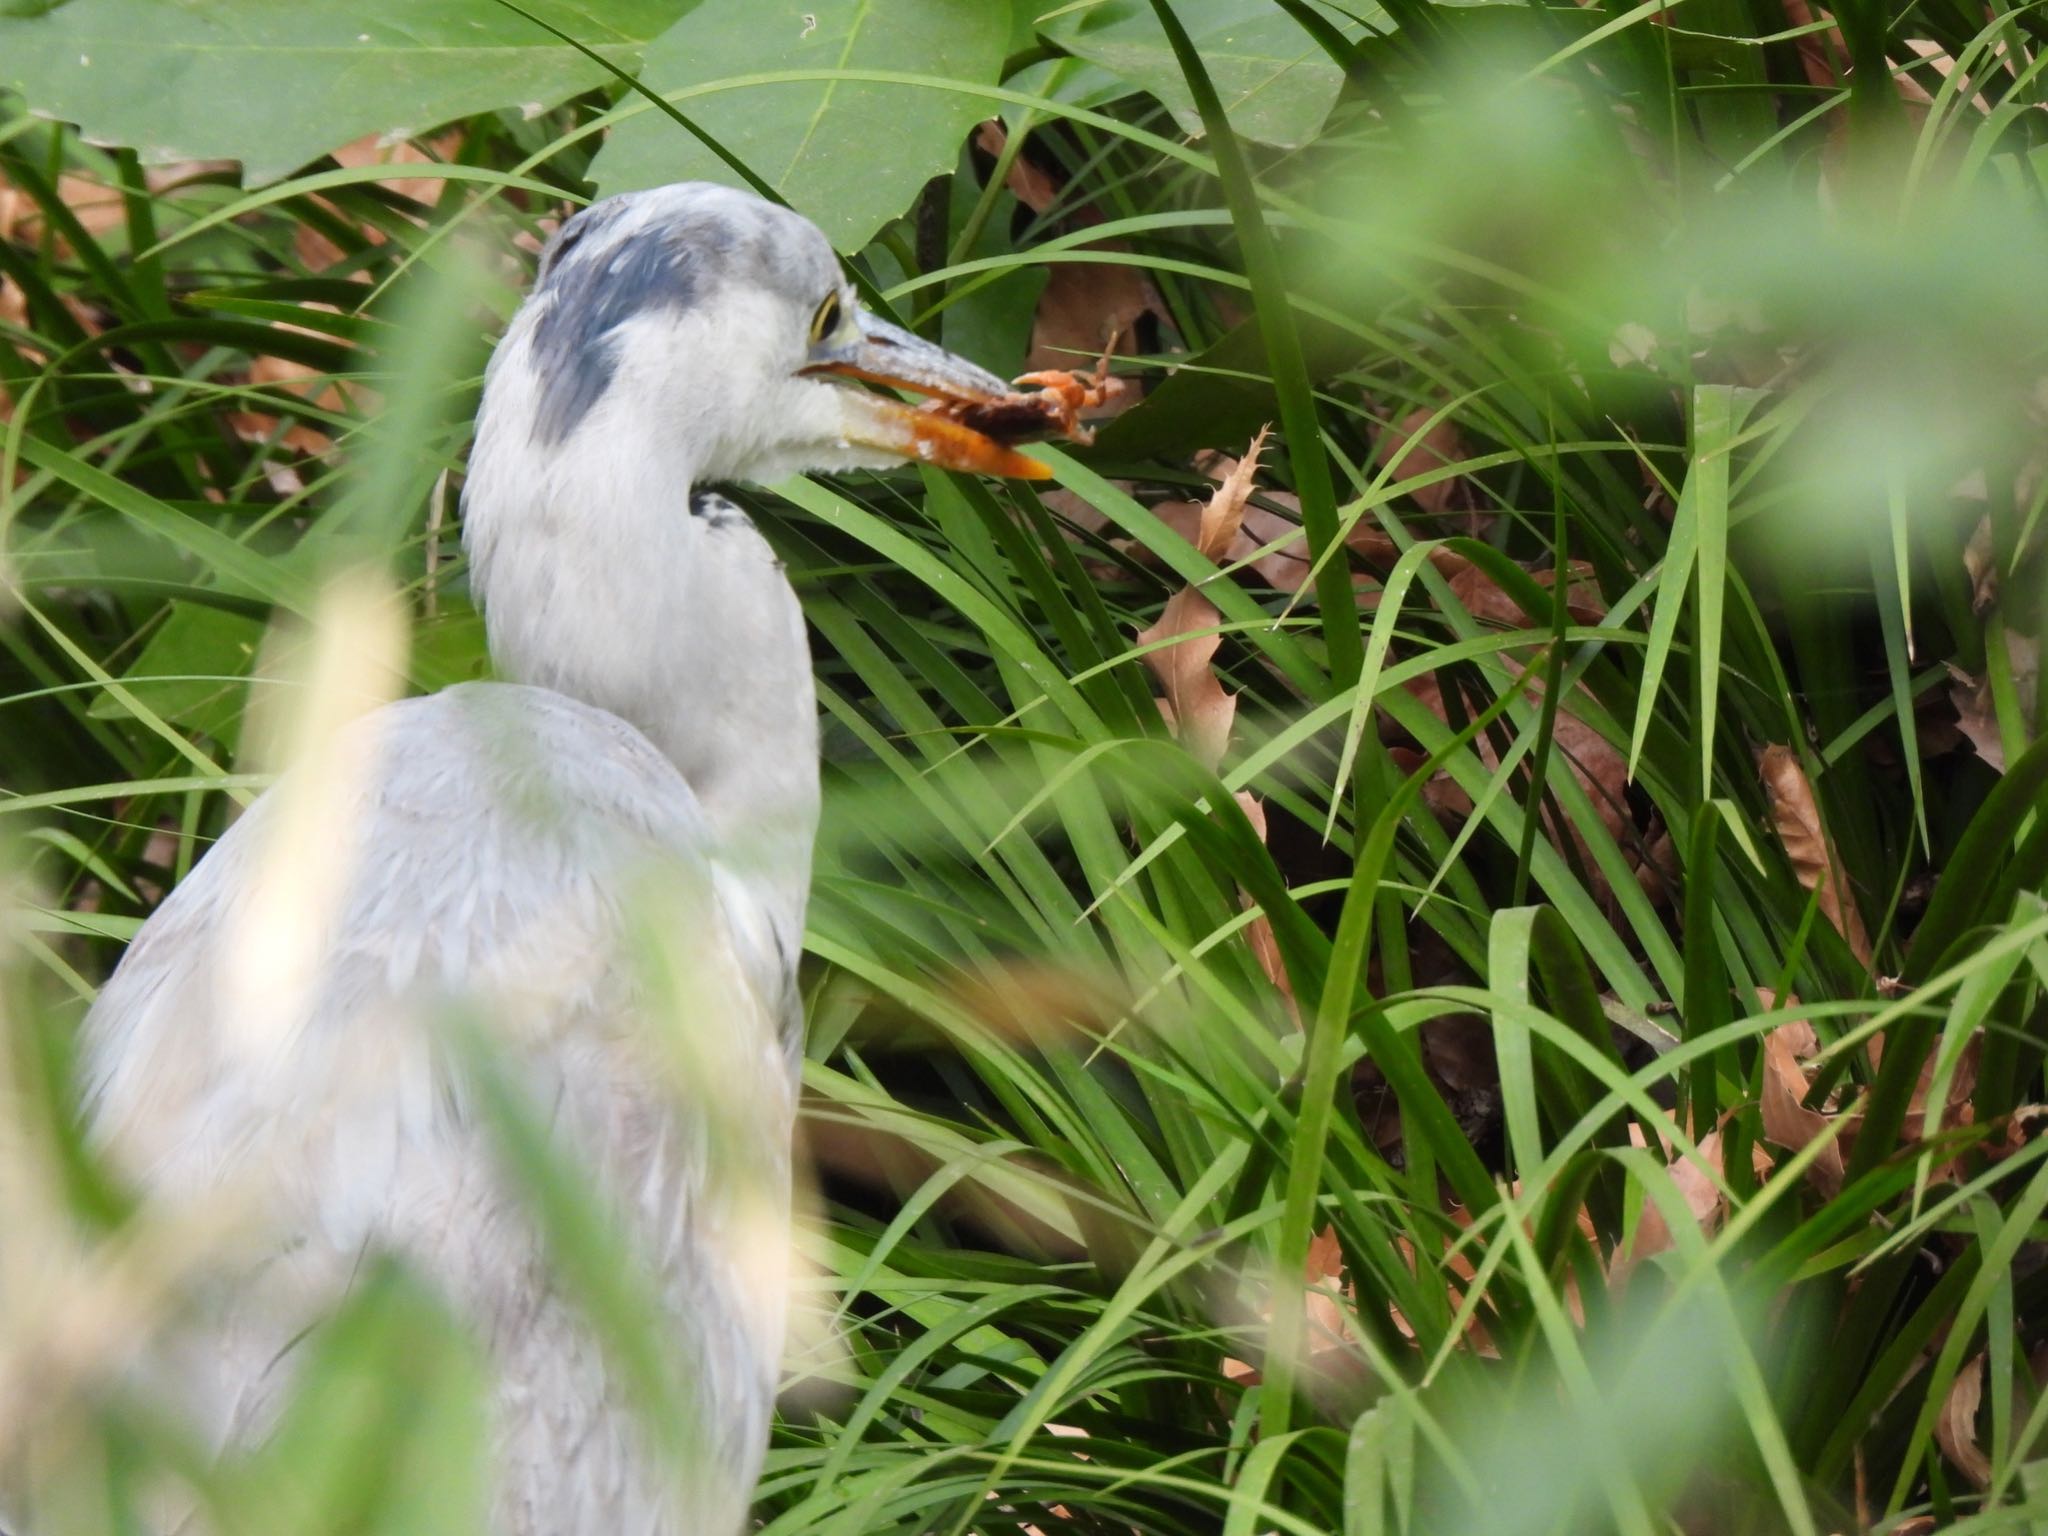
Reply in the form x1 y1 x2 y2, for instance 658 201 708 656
81 681 790 1121
75 678 798 1523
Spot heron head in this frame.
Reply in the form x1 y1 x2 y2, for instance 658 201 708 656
500 182 1048 485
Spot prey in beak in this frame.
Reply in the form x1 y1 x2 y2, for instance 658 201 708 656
800 309 1059 480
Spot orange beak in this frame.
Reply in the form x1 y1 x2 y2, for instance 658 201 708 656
800 311 1053 480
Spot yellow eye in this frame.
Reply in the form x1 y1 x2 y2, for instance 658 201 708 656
809 292 843 344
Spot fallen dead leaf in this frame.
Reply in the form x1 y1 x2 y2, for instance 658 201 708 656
1758 1005 1846 1193
1396 1183 1602 1352
1138 431 1273 771
225 352 360 456
1779 0 1847 88
1234 792 1295 1011
1899 38 1994 116
1758 744 1872 965
1616 1125 1734 1276
975 121 1061 215
974 123 1165 391
1027 262 1159 383
294 131 462 272
1223 1222 1362 1384
1402 666 1641 909
1198 426 1268 559
0 160 235 251
1936 1353 1991 1487
1754 991 1979 1192
1140 434 1303 1000
1933 667 1998 770
1374 408 1471 514
1879 1028 1981 1144
1985 1104 2048 1160
1965 514 1999 615
947 959 1131 1046
1443 553 1605 630
1138 586 1233 769
1634 828 1680 908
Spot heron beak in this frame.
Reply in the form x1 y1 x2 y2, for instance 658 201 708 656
800 311 1054 480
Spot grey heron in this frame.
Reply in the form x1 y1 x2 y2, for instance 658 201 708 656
76 182 1047 1535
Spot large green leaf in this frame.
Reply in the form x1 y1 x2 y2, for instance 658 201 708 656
0 0 691 183
88 600 263 745
589 0 1009 251
1031 0 1362 149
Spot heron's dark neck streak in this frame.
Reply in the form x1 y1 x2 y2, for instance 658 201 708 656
527 212 730 447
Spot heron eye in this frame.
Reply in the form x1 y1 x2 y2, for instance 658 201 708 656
808 292 843 344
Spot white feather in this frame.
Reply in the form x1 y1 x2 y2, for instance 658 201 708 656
71 184 899 1536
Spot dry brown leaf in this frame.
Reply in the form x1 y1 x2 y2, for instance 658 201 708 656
1394 1181 1603 1347
1223 1223 1362 1383
1758 1009 1847 1193
970 124 1163 391
974 121 1062 215
1138 438 1275 771
1179 492 1326 596
1899 38 1994 115
1965 514 2000 615
1936 1354 1991 1487
225 353 361 456
1375 408 1469 514
1758 744 1872 965
1140 449 1313 1005
1616 1126 1733 1276
1233 792 1295 1009
1138 586 1233 771
1779 0 1846 87
0 161 234 250
1754 990 1980 1190
1137 447 1422 601
1986 1103 2048 1160
1634 828 1680 908
1026 263 1160 382
947 960 1131 1045
1198 426 1268 560
1892 1030 1981 1145
294 132 462 272
1401 667 1635 907
0 173 122 246
1443 553 1606 630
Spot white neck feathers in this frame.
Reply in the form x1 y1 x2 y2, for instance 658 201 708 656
459 314 821 931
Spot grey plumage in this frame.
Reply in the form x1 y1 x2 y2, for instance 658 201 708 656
529 202 712 445
526 187 841 447
83 684 794 1530
71 179 1031 1536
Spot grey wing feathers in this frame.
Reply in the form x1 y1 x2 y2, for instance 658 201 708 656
84 682 735 1165
78 682 797 1530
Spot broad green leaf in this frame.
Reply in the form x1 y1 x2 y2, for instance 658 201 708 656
591 0 1009 251
89 599 263 743
0 0 691 183
1033 0 1367 149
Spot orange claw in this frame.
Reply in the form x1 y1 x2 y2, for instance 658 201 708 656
1008 346 1124 443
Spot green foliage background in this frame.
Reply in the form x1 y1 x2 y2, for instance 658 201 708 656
4 0 2048 1531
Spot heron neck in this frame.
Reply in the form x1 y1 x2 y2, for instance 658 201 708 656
460 428 821 938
